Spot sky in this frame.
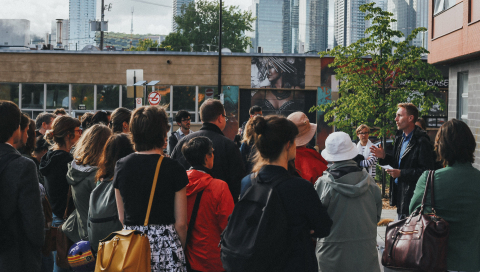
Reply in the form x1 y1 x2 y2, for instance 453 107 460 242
1 0 251 37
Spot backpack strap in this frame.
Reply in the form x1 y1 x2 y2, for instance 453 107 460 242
186 190 204 243
144 155 164 226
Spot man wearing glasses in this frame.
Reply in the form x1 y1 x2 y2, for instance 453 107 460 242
168 110 194 155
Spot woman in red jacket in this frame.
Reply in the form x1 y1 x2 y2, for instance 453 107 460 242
287 112 328 184
181 136 234 272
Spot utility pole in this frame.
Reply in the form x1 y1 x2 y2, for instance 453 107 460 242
100 0 105 51
218 0 222 94
130 7 134 49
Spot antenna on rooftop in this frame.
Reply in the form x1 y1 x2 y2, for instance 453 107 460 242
130 7 134 48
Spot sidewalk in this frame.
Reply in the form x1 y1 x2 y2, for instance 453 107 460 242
377 209 397 272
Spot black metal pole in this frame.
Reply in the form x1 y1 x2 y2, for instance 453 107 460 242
134 71 137 110
100 0 104 51
218 0 222 95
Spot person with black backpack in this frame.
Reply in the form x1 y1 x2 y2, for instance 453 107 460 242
221 115 332 272
0 100 45 272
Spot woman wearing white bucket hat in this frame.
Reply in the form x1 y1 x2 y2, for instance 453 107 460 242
315 131 382 272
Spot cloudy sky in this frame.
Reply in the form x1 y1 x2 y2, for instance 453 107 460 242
1 0 251 37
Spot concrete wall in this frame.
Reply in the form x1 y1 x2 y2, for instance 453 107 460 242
0 19 30 46
448 60 480 169
0 52 322 89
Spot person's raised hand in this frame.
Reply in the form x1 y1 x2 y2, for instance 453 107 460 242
370 144 386 159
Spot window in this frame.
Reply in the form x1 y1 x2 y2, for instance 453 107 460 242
173 86 196 112
71 84 94 111
457 72 468 120
22 84 44 109
0 83 19 105
46 84 69 109
97 85 120 110
434 0 457 15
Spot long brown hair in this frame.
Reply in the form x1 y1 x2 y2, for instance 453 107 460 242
95 133 135 182
73 124 112 166
241 117 256 144
25 120 36 156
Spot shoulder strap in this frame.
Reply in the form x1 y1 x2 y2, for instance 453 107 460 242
63 186 72 220
186 190 204 244
144 155 164 226
429 170 437 213
419 170 435 215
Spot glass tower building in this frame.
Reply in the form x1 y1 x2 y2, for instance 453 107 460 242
387 0 428 49
172 0 195 32
334 0 367 47
251 0 328 53
69 0 96 50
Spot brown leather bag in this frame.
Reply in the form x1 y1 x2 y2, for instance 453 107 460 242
381 170 449 271
54 186 75 269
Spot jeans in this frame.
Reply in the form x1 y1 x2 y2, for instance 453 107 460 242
52 214 73 272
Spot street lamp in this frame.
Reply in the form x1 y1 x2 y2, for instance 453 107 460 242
218 0 222 96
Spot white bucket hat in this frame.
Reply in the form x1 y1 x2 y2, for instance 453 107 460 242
321 132 358 162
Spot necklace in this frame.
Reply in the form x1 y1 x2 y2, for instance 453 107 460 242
271 90 291 100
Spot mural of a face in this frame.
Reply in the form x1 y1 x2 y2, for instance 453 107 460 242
267 62 282 83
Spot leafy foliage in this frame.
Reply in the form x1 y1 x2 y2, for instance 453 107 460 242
311 3 444 138
128 38 161 51
162 0 255 52
161 33 190 51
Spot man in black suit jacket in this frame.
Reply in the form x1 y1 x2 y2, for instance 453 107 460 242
0 100 45 272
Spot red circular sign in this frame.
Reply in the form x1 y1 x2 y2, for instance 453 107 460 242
205 88 214 97
148 92 161 106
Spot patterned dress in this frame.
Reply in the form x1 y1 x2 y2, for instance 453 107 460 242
124 224 186 272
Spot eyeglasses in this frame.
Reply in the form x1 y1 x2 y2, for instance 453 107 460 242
357 132 369 135
222 114 229 121
181 118 191 122
74 128 82 135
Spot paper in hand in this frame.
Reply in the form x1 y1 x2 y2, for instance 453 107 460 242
380 165 394 170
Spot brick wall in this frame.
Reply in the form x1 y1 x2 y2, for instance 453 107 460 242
449 60 480 169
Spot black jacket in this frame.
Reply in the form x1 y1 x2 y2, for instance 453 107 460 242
168 131 180 155
379 126 434 215
171 123 245 202
0 143 45 272
39 150 75 217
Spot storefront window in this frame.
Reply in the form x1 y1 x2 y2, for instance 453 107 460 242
0 83 19 105
198 86 219 108
22 84 44 109
152 85 171 107
173 86 196 111
97 85 120 110
71 84 94 111
47 84 69 109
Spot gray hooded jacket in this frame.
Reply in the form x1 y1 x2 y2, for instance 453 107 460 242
62 161 97 243
314 160 382 272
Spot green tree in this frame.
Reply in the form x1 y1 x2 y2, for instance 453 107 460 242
163 0 255 52
161 32 190 51
311 3 444 138
128 38 160 51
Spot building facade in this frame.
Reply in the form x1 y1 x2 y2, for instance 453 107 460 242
172 0 195 32
0 19 30 47
69 0 96 50
334 0 367 47
428 0 480 169
51 20 70 49
387 0 428 49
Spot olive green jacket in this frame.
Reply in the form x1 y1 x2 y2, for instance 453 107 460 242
410 163 480 271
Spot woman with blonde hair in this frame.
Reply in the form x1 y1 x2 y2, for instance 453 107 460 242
239 117 257 173
62 124 112 243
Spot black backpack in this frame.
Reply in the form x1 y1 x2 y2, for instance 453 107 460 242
220 173 290 272
0 151 21 252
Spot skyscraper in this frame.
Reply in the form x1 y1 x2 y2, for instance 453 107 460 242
251 0 328 53
334 0 367 47
387 0 428 49
172 0 195 32
69 0 96 50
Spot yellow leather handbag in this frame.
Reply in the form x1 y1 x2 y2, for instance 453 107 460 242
95 156 164 272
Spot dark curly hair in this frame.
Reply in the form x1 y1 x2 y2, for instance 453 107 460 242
435 119 475 166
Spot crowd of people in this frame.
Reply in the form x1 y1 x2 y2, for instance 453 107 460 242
0 98 479 272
